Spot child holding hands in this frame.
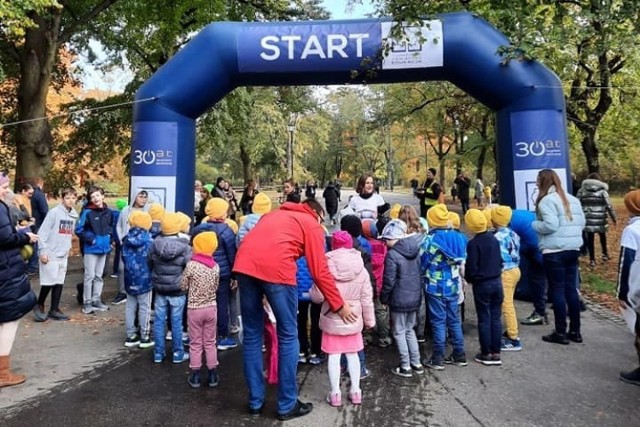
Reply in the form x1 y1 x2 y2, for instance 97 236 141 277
310 231 375 407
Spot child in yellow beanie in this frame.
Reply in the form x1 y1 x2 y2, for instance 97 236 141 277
237 193 272 246
122 211 155 349
490 206 522 352
420 203 468 369
193 198 238 350
151 212 193 364
147 203 165 238
464 209 504 366
180 231 221 388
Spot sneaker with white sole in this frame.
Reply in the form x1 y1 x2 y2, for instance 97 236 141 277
112 293 127 305
391 366 413 378
124 335 141 347
82 303 95 314
444 353 469 366
92 300 109 311
217 336 238 350
139 336 155 349
501 337 523 352
172 352 189 364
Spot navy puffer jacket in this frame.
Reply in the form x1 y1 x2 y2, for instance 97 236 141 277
0 201 36 322
149 235 191 296
192 221 236 279
380 234 423 312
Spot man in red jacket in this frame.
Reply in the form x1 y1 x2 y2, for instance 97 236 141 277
234 199 356 421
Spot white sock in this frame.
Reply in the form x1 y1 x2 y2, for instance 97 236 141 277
327 353 341 394
345 352 361 394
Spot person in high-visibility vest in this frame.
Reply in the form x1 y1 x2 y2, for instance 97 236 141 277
415 168 443 218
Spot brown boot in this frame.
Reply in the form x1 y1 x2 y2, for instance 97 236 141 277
0 355 26 388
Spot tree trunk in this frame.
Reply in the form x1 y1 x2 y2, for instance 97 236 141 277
15 12 61 186
476 145 487 180
239 142 252 183
580 130 600 174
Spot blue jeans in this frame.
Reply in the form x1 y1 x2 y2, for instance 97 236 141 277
427 294 465 358
543 250 580 335
217 277 231 337
473 280 503 355
153 294 186 359
238 274 299 414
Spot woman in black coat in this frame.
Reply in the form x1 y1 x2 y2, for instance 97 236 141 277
0 172 39 388
322 182 339 224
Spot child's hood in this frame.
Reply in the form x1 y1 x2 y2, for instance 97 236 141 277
153 236 189 261
326 248 364 281
392 234 422 260
124 227 151 248
431 229 467 262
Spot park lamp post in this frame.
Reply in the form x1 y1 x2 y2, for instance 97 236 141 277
287 123 296 179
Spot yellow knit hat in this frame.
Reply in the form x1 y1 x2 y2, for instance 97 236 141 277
427 204 449 228
193 231 218 255
128 211 152 230
465 209 488 234
482 207 493 225
448 212 461 229
161 212 184 235
205 198 229 219
252 193 272 214
390 203 402 219
147 203 165 221
176 212 191 233
225 218 238 235
492 205 512 228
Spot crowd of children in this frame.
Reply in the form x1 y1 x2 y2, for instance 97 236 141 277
15 171 640 410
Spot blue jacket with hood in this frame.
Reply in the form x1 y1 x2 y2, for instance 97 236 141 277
122 227 153 295
420 228 467 298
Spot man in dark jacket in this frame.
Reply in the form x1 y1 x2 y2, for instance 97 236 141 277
322 182 339 224
28 177 48 274
415 168 442 218
454 172 471 216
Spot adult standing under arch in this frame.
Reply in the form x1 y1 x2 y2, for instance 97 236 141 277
348 174 386 220
454 171 471 216
415 168 442 218
576 173 617 268
233 199 356 420
531 169 585 345
0 171 39 388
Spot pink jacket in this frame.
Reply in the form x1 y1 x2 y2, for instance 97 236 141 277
310 248 375 336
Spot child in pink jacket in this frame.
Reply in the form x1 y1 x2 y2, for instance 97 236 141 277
310 231 375 407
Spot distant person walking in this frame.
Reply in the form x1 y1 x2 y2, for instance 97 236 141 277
454 172 471 216
576 173 617 268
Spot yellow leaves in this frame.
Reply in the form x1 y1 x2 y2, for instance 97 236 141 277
0 0 62 39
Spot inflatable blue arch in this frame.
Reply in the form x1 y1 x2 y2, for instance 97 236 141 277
132 11 569 215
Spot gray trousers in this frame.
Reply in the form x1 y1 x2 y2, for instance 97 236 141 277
126 291 153 338
229 287 240 328
415 292 427 338
118 254 125 294
391 311 421 369
83 254 107 304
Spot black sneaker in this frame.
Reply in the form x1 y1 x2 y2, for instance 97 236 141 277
124 335 141 347
207 369 219 387
521 312 547 325
444 353 468 366
474 353 500 366
567 331 583 343
620 368 640 386
424 357 445 371
416 335 426 343
391 366 413 378
187 370 201 388
542 331 570 345
112 292 127 305
277 400 313 421
33 305 48 322
139 336 155 349
411 364 425 374
248 404 264 417
48 310 70 321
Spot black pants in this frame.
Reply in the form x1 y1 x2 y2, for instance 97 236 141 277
460 198 470 216
586 231 608 261
297 301 322 356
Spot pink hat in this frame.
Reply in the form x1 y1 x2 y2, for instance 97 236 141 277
332 230 353 250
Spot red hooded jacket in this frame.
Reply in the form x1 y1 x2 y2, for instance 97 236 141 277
233 202 344 312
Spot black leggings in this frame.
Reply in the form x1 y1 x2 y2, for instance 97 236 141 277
297 301 322 356
586 231 608 261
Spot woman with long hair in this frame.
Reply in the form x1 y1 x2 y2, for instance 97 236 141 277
531 169 586 345
240 179 259 216
398 205 425 235
348 174 386 220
